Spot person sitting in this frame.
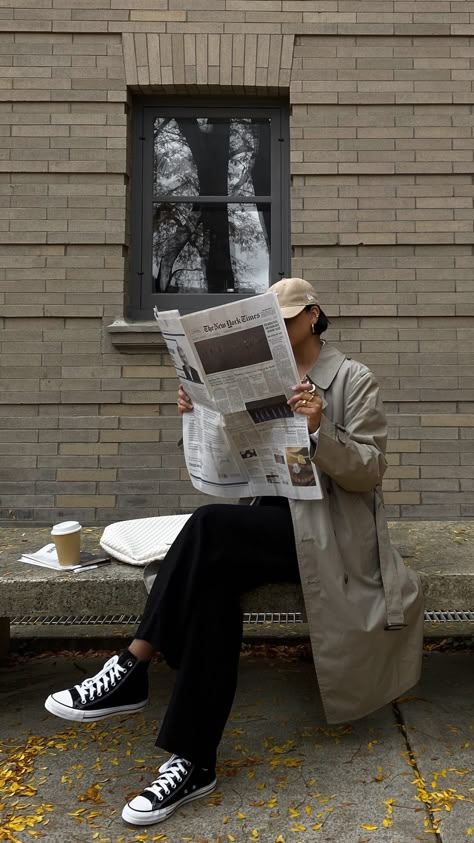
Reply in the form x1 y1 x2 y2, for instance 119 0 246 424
44 277 424 828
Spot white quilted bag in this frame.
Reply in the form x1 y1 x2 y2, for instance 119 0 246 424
100 514 192 566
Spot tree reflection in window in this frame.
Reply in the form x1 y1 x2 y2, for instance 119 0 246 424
152 117 271 295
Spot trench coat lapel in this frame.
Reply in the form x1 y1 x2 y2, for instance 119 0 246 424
308 342 347 390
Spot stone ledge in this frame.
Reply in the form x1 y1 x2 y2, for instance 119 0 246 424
1 522 473 626
106 320 168 353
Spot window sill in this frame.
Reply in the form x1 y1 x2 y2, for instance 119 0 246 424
106 319 168 353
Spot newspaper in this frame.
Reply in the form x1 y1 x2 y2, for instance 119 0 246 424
19 543 111 572
154 291 322 500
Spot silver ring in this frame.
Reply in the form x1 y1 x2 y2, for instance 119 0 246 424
308 384 316 394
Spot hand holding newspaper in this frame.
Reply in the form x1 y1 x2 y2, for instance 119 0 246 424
154 291 322 500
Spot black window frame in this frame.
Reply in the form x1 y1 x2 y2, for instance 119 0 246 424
128 97 290 320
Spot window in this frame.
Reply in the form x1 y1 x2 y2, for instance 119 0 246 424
129 99 290 319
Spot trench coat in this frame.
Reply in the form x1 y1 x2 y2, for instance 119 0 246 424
145 342 424 724
282 341 424 723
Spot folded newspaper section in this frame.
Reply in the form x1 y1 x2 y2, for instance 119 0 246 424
20 544 111 571
155 292 322 500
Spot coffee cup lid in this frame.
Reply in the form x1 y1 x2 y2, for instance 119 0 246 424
51 520 82 535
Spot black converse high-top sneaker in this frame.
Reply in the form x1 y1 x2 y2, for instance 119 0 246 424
44 649 149 722
121 755 217 826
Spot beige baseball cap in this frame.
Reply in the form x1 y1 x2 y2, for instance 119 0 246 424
271 277 319 319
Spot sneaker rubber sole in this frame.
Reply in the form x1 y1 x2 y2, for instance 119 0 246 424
121 779 217 826
44 694 148 722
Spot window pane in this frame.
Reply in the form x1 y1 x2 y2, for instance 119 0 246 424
153 117 271 197
152 202 270 295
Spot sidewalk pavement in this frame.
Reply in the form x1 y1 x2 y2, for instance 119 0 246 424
1 648 473 843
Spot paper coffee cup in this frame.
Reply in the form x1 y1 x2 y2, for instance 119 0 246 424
51 520 82 566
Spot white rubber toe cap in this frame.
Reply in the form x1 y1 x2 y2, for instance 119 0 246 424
127 793 154 812
50 690 74 708
45 690 84 721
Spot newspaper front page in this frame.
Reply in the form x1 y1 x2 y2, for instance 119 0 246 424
154 292 322 500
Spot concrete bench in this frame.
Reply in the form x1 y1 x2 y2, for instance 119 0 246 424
1 521 473 655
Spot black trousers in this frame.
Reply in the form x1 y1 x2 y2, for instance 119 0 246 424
135 499 300 769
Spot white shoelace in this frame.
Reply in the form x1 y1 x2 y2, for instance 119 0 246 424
75 655 125 704
147 758 191 801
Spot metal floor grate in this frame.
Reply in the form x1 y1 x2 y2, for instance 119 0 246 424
9 610 474 627
424 610 474 623
10 612 304 626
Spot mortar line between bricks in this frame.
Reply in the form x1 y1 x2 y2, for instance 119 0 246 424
392 701 444 843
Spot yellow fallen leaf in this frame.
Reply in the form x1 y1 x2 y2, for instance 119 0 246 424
275 837 285 843
251 831 259 840
291 823 306 832
227 836 236 842
304 806 312 815
289 808 301 817
237 811 246 819
467 829 473 837
361 825 378 831
312 824 322 831
77 783 103 804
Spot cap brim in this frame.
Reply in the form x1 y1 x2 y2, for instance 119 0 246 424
279 304 306 319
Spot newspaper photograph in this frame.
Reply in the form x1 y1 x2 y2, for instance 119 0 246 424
154 292 322 500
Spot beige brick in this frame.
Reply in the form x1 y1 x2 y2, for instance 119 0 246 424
101 404 161 416
56 494 115 507
61 443 118 455
171 32 185 83
195 32 208 84
232 32 244 66
170 0 224 6
57 469 117 481
243 33 257 86
385 466 419 479
383 492 420 504
112 0 167 6
123 365 175 377
386 440 421 452
101 429 161 442
227 0 281 8
130 10 186 21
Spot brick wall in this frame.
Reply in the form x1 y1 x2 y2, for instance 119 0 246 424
0 2 473 523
